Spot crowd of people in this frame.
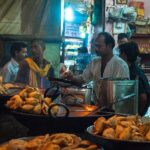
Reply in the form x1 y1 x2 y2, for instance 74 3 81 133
61 32 150 116
0 40 54 88
0 32 149 116
0 32 150 142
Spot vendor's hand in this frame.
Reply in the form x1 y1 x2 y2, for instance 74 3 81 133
61 71 74 80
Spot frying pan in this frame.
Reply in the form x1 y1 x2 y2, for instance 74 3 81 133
4 103 113 135
86 126 150 150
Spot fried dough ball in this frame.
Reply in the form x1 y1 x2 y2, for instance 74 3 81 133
115 125 124 138
41 142 60 150
33 104 42 114
21 104 34 112
25 97 39 105
44 97 52 106
93 117 106 134
102 128 115 139
119 127 131 140
7 139 27 150
131 132 144 141
28 91 42 100
145 129 150 141
19 89 28 99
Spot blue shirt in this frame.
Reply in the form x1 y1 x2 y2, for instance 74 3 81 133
1 58 19 82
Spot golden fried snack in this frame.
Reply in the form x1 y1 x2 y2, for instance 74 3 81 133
6 100 14 107
7 139 27 150
86 144 98 150
25 86 35 93
44 97 52 106
126 115 138 123
13 95 24 107
28 91 42 100
7 95 23 109
115 125 124 138
26 134 50 150
119 120 134 127
139 123 150 136
19 89 28 99
93 117 106 134
25 97 39 105
41 142 60 150
145 129 150 141
119 127 131 140
50 103 59 115
33 104 42 114
0 134 99 150
49 133 81 149
102 128 115 139
0 146 7 150
130 125 140 132
73 148 86 150
105 115 126 127
79 140 91 147
21 104 34 112
131 131 144 141
42 103 49 115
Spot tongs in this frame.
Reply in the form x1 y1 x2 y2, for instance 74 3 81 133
48 103 70 117
48 77 83 88
85 93 136 116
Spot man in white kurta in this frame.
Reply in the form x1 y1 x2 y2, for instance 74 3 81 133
74 55 129 105
63 32 129 106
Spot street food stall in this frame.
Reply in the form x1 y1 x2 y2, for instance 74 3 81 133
0 0 150 150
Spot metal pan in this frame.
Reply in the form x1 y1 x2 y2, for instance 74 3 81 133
86 125 150 150
4 104 112 135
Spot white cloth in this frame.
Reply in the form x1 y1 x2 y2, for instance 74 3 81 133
113 47 120 56
73 56 130 105
1 58 19 82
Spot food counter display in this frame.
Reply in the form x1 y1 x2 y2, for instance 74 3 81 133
0 81 150 150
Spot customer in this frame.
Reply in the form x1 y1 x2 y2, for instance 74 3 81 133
16 39 54 88
1 42 28 82
113 33 129 56
119 41 150 116
62 32 129 106
76 47 92 74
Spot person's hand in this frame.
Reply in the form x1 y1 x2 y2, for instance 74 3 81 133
61 71 73 80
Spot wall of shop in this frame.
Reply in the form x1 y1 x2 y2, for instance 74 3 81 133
105 0 150 47
128 0 150 17
105 0 150 33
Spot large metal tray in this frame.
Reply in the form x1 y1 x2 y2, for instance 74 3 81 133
86 125 150 150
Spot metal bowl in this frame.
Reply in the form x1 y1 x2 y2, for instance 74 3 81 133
86 125 150 150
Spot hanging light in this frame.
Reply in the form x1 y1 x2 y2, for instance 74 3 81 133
65 6 74 22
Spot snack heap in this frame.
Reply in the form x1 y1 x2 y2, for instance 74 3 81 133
6 86 58 115
0 133 99 150
93 115 150 141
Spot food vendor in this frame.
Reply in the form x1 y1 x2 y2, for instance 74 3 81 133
62 32 129 106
